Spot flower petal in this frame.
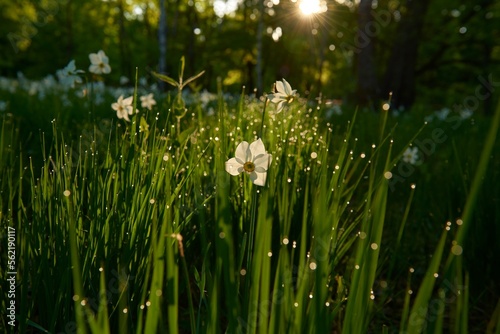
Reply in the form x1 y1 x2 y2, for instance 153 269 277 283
253 153 272 171
275 80 285 94
250 171 267 186
98 50 108 63
225 158 244 175
249 138 266 158
89 53 99 64
282 78 292 95
123 96 133 105
235 141 249 164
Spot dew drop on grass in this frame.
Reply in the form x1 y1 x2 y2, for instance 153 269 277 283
282 237 289 245
146 301 151 307
81 300 87 306
408 289 413 295
240 269 247 276
309 294 313 299
267 251 273 257
451 244 463 255
73 295 79 301
219 232 225 239
456 219 463 225
355 264 360 270
371 243 378 250
123 308 128 314
433 273 439 278
292 241 297 248
409 267 415 273
384 171 392 179
309 262 317 270
156 290 162 296
294 302 299 307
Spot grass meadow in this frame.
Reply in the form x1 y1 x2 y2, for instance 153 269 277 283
0 61 499 333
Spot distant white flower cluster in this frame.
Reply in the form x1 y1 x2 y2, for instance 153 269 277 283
425 107 473 122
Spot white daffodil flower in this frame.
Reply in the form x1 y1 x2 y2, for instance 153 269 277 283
140 93 157 110
267 78 297 113
225 138 272 186
89 50 111 75
112 95 135 121
402 147 419 165
56 60 84 88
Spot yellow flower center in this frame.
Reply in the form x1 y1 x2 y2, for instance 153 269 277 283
243 161 255 173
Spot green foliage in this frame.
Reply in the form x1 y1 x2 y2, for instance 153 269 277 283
1 69 499 334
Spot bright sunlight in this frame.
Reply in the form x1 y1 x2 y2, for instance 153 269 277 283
298 0 327 15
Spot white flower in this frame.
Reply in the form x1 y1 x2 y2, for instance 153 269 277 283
435 107 450 120
89 50 111 75
112 95 135 121
459 108 473 119
119 76 129 85
267 78 297 113
402 147 419 165
225 138 272 186
140 93 157 110
0 101 7 111
56 60 84 88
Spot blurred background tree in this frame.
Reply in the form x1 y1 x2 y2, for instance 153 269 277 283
1 0 499 112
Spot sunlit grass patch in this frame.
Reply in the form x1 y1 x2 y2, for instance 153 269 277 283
1 66 499 333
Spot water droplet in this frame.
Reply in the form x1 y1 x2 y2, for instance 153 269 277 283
384 171 392 179
456 219 463 225
451 244 463 255
294 302 299 307
433 273 439 278
156 290 162 296
63 190 71 197
123 308 128 314
310 152 317 159
240 269 247 276
219 232 225 239
355 264 360 270
282 237 289 245
309 262 317 270
267 251 273 257
371 243 378 250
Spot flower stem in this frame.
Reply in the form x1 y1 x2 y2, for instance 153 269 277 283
259 97 268 139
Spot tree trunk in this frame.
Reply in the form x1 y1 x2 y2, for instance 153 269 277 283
381 0 431 110
158 0 167 90
356 0 379 108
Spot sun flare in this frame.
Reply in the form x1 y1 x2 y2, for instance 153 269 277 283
298 0 327 16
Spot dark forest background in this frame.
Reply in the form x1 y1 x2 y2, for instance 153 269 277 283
1 0 499 112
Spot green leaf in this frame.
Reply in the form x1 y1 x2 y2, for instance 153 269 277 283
183 70 205 88
151 71 179 87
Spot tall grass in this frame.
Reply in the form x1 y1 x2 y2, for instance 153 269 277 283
0 73 499 333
